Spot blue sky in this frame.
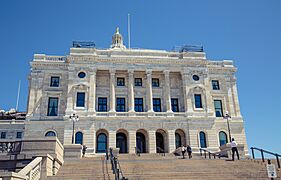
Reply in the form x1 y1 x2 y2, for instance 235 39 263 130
0 1 280 154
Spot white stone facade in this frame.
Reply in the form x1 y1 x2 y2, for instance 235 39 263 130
24 30 248 155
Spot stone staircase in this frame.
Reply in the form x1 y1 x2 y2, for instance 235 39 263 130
47 156 115 180
47 154 280 180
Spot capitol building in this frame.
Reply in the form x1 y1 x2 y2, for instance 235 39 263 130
23 28 248 156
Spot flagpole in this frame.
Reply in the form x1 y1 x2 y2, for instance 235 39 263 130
16 80 21 111
128 13 131 49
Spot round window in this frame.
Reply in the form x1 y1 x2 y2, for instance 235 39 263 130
78 72 86 78
192 75 199 81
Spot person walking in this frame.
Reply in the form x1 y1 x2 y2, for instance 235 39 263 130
230 138 239 161
181 145 186 159
186 145 192 159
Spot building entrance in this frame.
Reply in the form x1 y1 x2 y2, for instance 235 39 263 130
136 132 146 153
116 132 127 153
156 132 164 153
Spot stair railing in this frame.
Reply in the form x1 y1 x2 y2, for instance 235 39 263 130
109 148 127 180
156 147 165 156
250 147 280 168
134 147 141 156
199 148 221 159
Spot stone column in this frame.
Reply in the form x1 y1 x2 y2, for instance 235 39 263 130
128 70 135 113
108 131 116 149
203 76 214 114
168 130 176 153
109 69 116 113
88 69 97 116
129 131 136 154
164 70 172 113
149 130 156 153
146 70 154 112
27 75 35 115
181 72 193 114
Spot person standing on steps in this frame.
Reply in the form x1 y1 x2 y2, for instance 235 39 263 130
181 145 186 159
82 145 87 157
186 145 192 159
231 138 239 161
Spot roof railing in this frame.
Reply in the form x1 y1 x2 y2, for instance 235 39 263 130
250 147 281 168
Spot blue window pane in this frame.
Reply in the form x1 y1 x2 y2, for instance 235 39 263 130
45 131 56 137
47 97 58 116
195 94 202 108
50 77 60 87
135 98 144 112
219 131 228 146
153 98 161 112
152 78 159 87
76 92 85 107
171 98 179 112
199 131 207 148
97 133 107 153
98 97 107 112
78 72 86 78
212 80 220 90
75 132 83 145
214 100 223 117
116 98 126 112
193 75 199 81
135 78 142 86
0 132 6 139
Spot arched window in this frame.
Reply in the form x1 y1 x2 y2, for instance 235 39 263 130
45 131 56 137
97 133 107 153
199 131 207 148
219 131 228 146
75 132 83 145
175 133 182 149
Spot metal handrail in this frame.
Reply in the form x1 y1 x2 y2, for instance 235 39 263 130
108 148 127 180
250 147 280 168
199 148 221 159
156 147 165 156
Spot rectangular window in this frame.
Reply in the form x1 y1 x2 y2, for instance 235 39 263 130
98 97 107 112
153 98 161 112
50 76 60 87
0 132 6 139
117 78 125 86
152 78 160 87
135 98 144 112
171 98 179 112
212 80 220 90
194 94 203 108
16 132 22 139
214 100 223 117
134 78 142 87
116 98 126 112
76 92 85 107
47 97 58 116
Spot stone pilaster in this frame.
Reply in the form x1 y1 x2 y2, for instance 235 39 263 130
146 70 153 112
108 131 116 149
88 69 96 116
129 131 136 154
149 130 156 153
232 81 242 117
128 70 135 113
109 69 116 113
168 130 175 153
164 70 172 113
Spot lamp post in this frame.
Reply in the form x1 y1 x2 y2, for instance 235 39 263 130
69 113 79 144
224 111 232 143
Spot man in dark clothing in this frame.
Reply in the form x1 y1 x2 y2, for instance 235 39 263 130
82 145 87 157
186 145 192 159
